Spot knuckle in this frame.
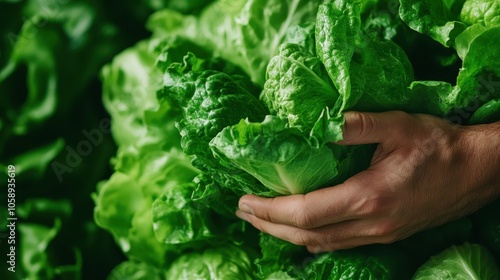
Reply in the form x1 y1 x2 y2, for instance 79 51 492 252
288 198 317 229
352 112 378 141
359 193 395 216
291 230 312 246
370 221 400 242
292 210 317 229
291 230 325 247
265 197 286 222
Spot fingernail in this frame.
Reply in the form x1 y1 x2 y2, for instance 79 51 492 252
235 210 249 222
239 203 254 215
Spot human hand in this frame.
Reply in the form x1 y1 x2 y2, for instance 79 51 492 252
236 111 500 252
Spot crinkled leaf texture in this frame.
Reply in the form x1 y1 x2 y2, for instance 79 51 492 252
151 182 218 245
255 233 306 279
399 0 467 47
148 0 329 85
107 261 163 280
261 43 338 133
304 245 412 280
455 25 500 108
316 0 361 114
93 148 200 266
159 52 271 198
165 245 255 280
460 0 500 27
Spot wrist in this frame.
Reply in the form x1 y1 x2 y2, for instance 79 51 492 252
457 121 500 200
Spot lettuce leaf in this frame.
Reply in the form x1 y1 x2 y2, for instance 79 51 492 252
165 245 256 280
210 116 341 195
460 0 500 27
148 0 328 85
316 0 361 114
399 0 467 47
303 245 412 280
412 243 500 279
261 43 338 132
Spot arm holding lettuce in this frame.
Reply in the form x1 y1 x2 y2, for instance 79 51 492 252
236 111 500 252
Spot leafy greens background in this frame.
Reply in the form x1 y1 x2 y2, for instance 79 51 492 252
0 0 213 279
1 0 500 279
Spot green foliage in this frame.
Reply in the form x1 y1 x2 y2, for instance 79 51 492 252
210 116 342 195
262 43 338 132
3 0 500 279
165 245 256 280
303 245 412 280
412 243 500 279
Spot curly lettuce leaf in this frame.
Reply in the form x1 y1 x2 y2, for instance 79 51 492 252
349 38 415 111
316 0 361 114
159 52 270 197
101 39 165 148
454 24 487 61
93 148 199 267
107 261 164 280
303 245 412 280
19 220 61 279
455 25 500 109
315 1 414 116
255 233 307 279
460 0 500 27
399 0 467 47
261 43 338 133
284 22 317 55
406 81 457 116
151 182 220 245
148 0 328 85
165 245 256 280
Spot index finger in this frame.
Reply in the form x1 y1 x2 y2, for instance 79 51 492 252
337 111 410 145
238 171 378 229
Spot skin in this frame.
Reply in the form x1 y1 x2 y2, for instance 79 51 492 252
236 111 500 253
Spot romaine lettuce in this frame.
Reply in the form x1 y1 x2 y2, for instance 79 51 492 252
87 0 500 278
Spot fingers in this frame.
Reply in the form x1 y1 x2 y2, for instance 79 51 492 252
237 168 391 229
338 111 411 145
235 211 400 251
238 186 358 230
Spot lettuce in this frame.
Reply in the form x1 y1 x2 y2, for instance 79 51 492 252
210 116 341 195
261 43 338 132
412 243 500 279
4 0 496 277
460 0 500 27
147 0 329 85
165 245 256 280
303 245 412 280
398 0 467 47
87 0 500 278
0 0 145 278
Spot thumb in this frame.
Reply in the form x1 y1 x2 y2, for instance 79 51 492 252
337 111 402 145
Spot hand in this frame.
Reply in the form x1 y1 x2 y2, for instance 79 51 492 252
236 111 500 253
